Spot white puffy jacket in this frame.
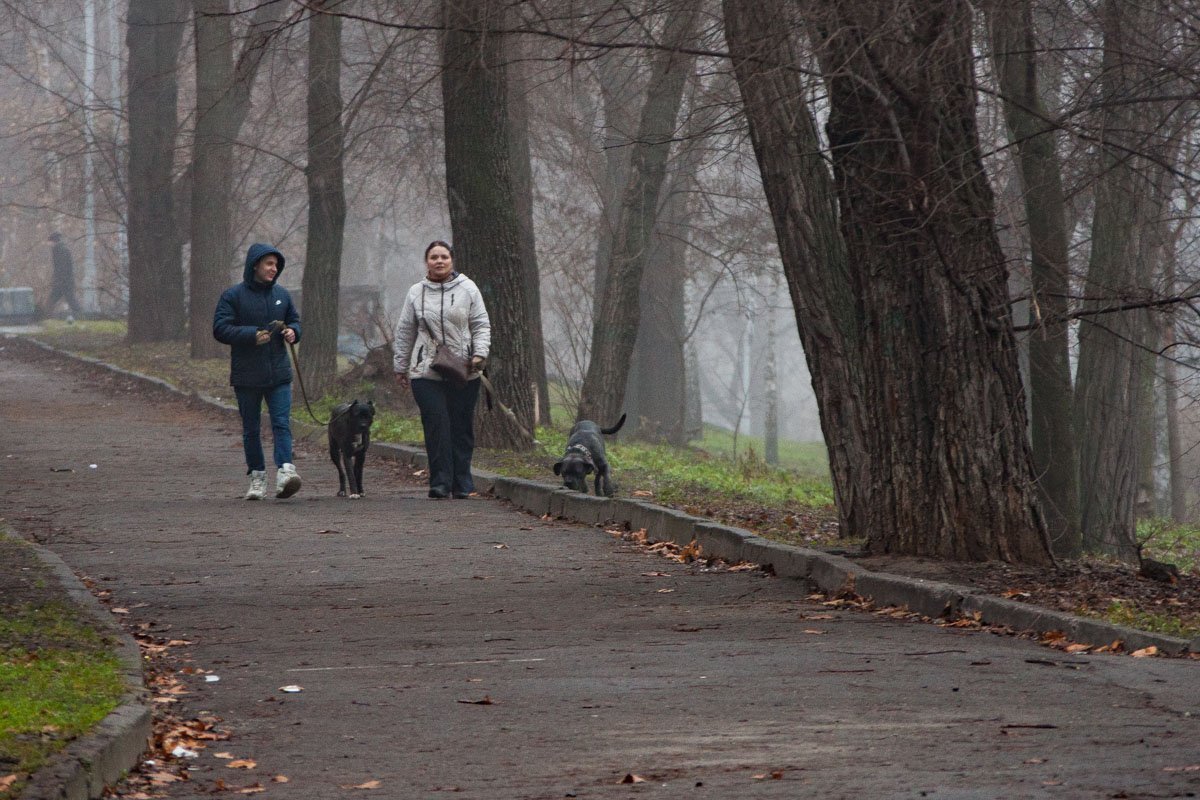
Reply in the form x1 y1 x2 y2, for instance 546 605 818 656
392 273 491 381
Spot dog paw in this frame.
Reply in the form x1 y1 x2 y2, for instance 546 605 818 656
337 490 347 497
350 493 361 499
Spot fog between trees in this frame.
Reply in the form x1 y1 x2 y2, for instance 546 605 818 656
2 0 1199 564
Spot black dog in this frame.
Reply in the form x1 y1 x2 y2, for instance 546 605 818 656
328 399 375 498
554 413 626 496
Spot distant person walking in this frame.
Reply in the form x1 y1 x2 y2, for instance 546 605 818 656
46 233 81 320
212 243 303 501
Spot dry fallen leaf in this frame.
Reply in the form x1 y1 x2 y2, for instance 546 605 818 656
214 752 235 759
272 775 290 783
656 588 675 594
238 783 265 794
802 629 827 635
1163 765 1200 773
341 780 382 790
619 774 647 784
632 489 654 497
457 696 494 705
0 775 17 791
227 759 257 769
1131 646 1158 658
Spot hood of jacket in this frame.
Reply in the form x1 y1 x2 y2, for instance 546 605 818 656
243 243 287 287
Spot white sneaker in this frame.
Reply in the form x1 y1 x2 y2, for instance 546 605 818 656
245 470 267 500
276 463 301 499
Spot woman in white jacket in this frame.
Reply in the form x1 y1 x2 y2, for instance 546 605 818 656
393 241 491 498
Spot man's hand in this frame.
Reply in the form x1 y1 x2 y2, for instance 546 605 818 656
395 372 410 390
282 326 296 344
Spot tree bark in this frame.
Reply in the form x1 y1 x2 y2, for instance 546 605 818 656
623 167 689 443
723 0 870 545
126 0 187 342
729 0 1052 563
578 5 698 425
986 0 1080 556
187 0 282 357
442 0 535 449
504 28 550 426
189 0 235 359
1075 0 1166 556
299 2 346 401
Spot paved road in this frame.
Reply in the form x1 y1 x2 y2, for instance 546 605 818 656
1 344 1197 800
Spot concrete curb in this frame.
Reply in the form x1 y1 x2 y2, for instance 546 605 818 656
15 540 150 800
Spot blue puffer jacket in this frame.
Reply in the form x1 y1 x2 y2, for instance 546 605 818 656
212 243 302 388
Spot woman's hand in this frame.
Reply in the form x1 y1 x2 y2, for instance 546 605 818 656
470 355 486 373
255 329 271 346
282 327 296 344
395 372 410 390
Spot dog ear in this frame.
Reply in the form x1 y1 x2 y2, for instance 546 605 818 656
553 461 563 475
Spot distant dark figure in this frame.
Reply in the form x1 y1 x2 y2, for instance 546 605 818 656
47 233 81 319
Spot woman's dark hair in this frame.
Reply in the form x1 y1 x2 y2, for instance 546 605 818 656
424 240 453 258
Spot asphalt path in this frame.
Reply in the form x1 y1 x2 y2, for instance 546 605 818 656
1 345 1197 800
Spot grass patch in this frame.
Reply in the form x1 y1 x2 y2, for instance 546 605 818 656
1136 518 1200 574
1095 599 1200 639
0 536 125 796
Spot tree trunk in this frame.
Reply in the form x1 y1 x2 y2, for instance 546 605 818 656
505 28 550 426
187 1 281 357
1075 0 1164 557
126 0 187 342
723 0 871 544
763 281 779 465
442 0 535 449
578 6 697 425
987 0 1080 556
299 3 346 401
189 0 234 359
730 0 1051 563
623 174 688 443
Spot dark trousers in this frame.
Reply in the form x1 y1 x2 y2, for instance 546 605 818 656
47 282 81 316
411 377 480 495
235 383 294 473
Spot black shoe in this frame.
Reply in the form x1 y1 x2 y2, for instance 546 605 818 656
452 492 471 499
428 488 449 499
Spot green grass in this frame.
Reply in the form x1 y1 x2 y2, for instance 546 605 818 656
1136 518 1200 573
1098 599 1199 639
0 602 125 796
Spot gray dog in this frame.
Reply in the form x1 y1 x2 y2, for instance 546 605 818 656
554 413 626 496
328 399 375 498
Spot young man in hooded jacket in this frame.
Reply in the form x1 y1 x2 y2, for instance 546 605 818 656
213 243 303 500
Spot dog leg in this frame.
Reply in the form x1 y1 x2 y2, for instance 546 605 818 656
350 447 365 498
330 440 347 496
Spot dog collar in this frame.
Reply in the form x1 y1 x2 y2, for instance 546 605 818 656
566 444 594 465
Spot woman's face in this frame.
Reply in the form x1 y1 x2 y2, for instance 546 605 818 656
425 246 453 281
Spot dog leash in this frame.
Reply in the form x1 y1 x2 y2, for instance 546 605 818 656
477 372 537 444
270 320 341 427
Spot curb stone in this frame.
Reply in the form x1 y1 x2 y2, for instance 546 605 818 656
14 540 150 800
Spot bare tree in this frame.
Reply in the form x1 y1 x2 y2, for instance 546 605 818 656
189 0 283 358
126 0 187 342
986 0 1080 556
299 1 347 400
728 0 1052 563
442 0 535 448
578 4 698 425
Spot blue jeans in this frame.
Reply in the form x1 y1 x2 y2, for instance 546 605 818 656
235 383 294 473
411 377 480 495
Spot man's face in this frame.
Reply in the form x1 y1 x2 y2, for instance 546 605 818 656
254 254 279 284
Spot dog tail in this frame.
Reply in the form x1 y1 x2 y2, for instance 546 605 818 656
601 413 627 436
